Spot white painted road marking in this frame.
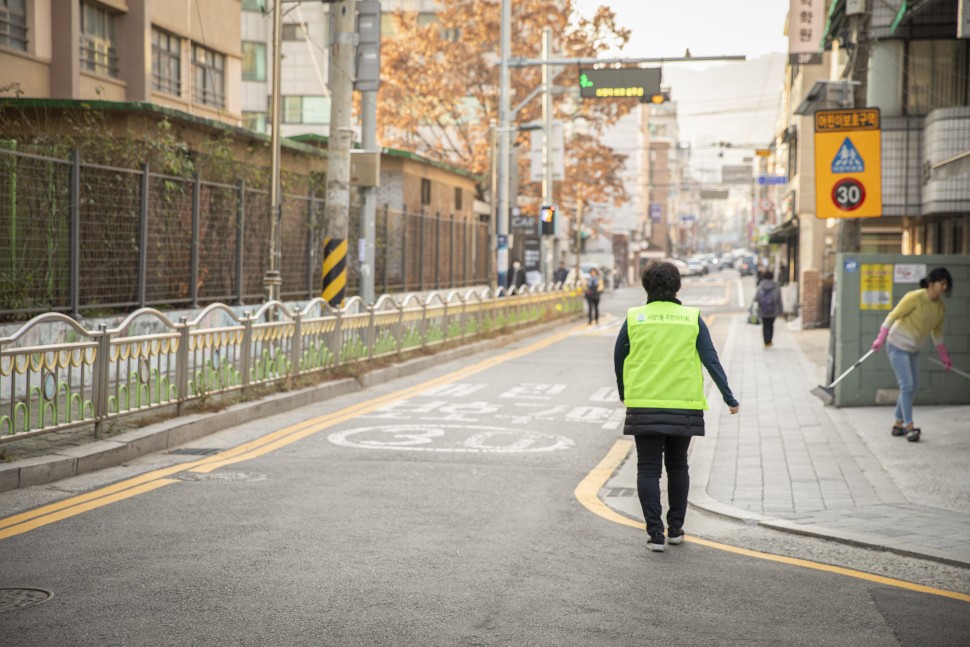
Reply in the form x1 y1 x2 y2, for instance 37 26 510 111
328 424 575 453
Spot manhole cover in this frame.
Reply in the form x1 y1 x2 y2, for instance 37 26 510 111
0 588 53 612
176 471 266 482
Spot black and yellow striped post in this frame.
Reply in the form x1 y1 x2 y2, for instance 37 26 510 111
322 237 347 306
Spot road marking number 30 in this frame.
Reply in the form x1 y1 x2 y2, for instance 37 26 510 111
328 424 574 453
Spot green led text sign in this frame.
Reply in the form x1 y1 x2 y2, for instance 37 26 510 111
578 68 662 99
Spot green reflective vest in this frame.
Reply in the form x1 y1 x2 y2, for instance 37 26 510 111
623 302 708 410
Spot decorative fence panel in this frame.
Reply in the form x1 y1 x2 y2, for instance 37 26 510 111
0 286 582 443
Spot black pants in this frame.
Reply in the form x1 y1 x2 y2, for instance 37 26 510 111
761 316 776 344
586 296 599 323
634 435 691 539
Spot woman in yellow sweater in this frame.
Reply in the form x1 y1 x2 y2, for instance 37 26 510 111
870 267 953 442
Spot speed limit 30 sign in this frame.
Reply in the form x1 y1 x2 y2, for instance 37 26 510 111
814 108 882 219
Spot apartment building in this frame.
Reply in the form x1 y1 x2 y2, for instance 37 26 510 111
769 0 969 327
0 0 242 125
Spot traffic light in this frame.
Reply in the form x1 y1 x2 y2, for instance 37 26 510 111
355 1 382 92
642 90 670 104
539 204 556 236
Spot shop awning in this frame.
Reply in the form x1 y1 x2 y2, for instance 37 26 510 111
819 0 846 49
890 1 909 32
768 217 799 244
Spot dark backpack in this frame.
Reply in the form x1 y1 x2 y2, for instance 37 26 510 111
758 288 778 316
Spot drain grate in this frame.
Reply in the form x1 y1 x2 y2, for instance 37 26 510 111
0 588 53 612
604 487 637 498
169 447 220 456
176 471 266 482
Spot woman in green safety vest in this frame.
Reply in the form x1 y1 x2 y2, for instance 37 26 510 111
613 261 740 553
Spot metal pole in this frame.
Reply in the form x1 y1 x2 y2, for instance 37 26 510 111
191 174 200 307
497 0 511 289
264 0 283 302
70 148 80 318
488 120 497 290
236 179 245 304
361 90 378 303
574 200 583 281
138 163 149 307
327 0 356 246
540 27 552 284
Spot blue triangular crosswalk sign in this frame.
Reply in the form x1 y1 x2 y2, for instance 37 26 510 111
831 137 864 173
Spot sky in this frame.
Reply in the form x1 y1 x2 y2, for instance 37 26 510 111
573 0 790 68
572 0 792 179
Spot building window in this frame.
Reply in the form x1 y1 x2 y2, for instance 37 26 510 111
151 28 181 96
282 96 302 123
242 41 266 81
421 178 431 206
243 111 268 134
302 96 330 124
80 2 117 77
282 23 306 41
193 44 225 108
279 96 330 124
454 187 462 211
241 0 265 11
0 0 27 51
906 40 968 116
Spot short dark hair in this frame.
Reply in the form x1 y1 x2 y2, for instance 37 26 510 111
763 270 774 280
641 261 681 301
920 267 953 296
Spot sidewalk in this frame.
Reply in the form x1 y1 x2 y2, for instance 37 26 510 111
602 314 970 567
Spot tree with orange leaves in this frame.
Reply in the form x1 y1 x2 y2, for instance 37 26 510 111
376 0 635 210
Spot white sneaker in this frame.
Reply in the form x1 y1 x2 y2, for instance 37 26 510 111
647 536 665 552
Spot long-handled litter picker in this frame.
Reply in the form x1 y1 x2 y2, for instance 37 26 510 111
928 357 970 381
810 349 876 406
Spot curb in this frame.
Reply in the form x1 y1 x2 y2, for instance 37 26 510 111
0 318 580 493
683 315 970 569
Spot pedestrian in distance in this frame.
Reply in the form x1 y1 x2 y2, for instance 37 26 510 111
614 261 740 553
509 260 527 292
554 261 569 285
584 267 604 324
754 270 783 347
870 267 954 443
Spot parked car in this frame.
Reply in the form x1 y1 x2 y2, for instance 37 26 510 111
719 253 735 269
687 256 710 275
683 260 706 277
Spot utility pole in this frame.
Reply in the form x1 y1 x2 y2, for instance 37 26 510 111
540 27 553 283
263 0 284 302
357 1 381 304
327 0 356 285
497 0 511 290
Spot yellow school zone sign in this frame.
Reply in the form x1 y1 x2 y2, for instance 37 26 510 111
814 108 882 219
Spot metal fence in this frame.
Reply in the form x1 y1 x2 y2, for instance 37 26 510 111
0 147 491 319
0 285 583 443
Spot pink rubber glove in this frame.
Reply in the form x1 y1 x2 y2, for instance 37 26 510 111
936 344 952 371
871 326 889 351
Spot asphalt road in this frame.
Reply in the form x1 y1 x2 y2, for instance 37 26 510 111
1 274 968 646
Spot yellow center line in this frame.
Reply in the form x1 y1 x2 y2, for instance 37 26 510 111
0 322 587 539
575 440 970 604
